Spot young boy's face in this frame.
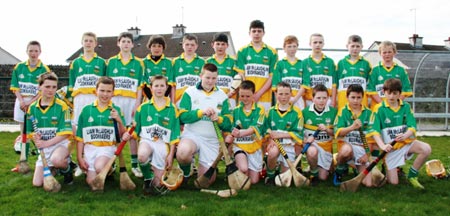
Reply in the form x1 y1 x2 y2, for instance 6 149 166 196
239 88 254 106
309 36 324 53
117 37 134 53
380 46 396 64
150 43 164 56
276 86 291 105
284 42 298 57
150 79 167 98
212 41 228 56
249 28 264 43
27 44 41 61
82 35 97 52
347 42 362 57
312 91 328 110
200 69 218 92
40 80 58 99
347 91 363 108
384 90 401 105
96 83 114 104
182 39 198 55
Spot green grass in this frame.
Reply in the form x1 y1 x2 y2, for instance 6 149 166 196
1 132 449 216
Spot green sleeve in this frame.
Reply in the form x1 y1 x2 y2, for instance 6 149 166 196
170 108 181 144
10 65 20 90
272 61 282 89
218 98 232 132
68 61 76 90
288 109 304 142
133 105 142 136
400 68 412 95
366 67 377 94
302 61 311 88
179 93 202 124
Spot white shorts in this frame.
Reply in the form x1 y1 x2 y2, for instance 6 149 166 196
277 144 296 168
36 139 70 167
232 146 263 172
84 144 116 172
73 94 96 125
385 143 414 170
348 145 369 166
140 139 169 170
14 97 33 122
181 132 220 168
112 96 137 126
312 142 333 170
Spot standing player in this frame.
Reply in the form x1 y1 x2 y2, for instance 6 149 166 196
27 72 73 187
367 41 412 109
333 84 373 187
172 33 206 105
225 80 265 184
264 81 304 185
122 75 180 195
206 33 238 108
106 32 144 177
235 20 278 112
142 35 175 101
272 35 306 110
10 41 50 169
76 77 126 190
302 33 337 107
367 78 431 189
176 63 232 186
336 35 371 111
303 84 337 185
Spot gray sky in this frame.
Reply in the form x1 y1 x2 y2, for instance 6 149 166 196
1 0 449 65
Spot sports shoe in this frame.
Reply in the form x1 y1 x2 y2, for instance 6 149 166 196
132 167 143 178
63 171 74 185
74 166 84 177
333 172 342 186
264 177 275 186
408 177 425 190
143 179 153 196
310 175 319 186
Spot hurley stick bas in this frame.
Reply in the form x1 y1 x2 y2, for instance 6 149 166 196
30 116 61 192
113 120 136 191
213 122 251 190
200 188 237 198
18 113 30 174
273 139 310 187
194 150 223 189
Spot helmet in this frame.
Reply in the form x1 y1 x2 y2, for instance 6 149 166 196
425 159 447 179
161 165 184 191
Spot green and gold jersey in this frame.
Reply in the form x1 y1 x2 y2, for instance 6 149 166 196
106 53 144 98
234 43 278 104
172 53 206 102
132 97 180 145
302 104 337 152
231 102 265 153
334 104 373 146
142 54 174 86
10 60 50 96
26 97 72 139
367 62 412 99
69 53 106 97
336 55 371 110
75 100 125 146
206 54 237 95
367 100 416 149
302 54 336 100
264 104 303 145
272 57 304 96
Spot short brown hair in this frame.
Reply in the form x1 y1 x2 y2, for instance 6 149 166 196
283 35 299 47
147 35 166 50
313 84 328 97
96 76 115 90
383 78 402 93
38 72 58 86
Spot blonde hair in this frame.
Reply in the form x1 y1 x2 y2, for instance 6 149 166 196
309 33 324 43
378 41 397 54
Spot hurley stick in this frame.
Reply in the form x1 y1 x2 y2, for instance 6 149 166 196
18 113 30 174
200 188 238 198
194 150 223 189
273 139 310 187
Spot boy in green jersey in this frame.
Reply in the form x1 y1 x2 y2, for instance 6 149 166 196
142 35 175 101
303 84 337 185
225 80 265 184
264 81 304 185
336 35 371 111
206 33 238 108
106 32 144 177
367 41 412 109
273 35 306 110
367 78 431 189
122 75 180 195
235 20 278 112
76 76 126 190
172 33 206 104
302 33 337 107
10 41 50 168
333 84 373 187
27 72 73 187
